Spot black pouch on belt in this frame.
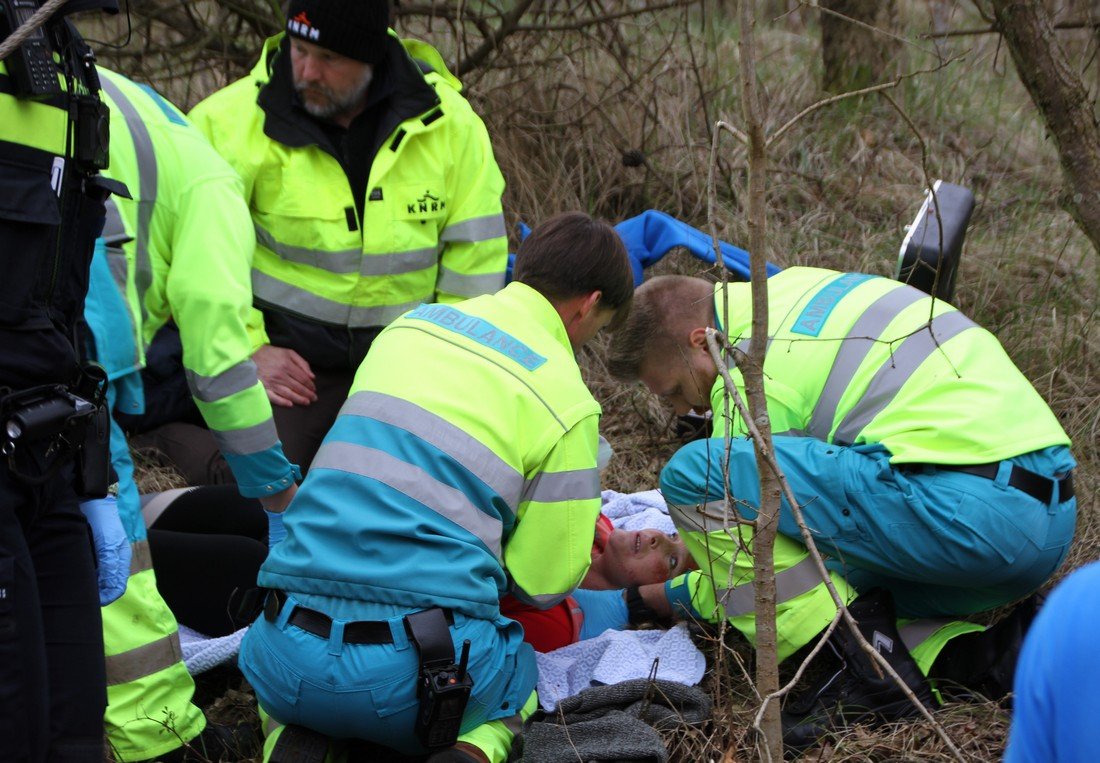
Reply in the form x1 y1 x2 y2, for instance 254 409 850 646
405 607 474 752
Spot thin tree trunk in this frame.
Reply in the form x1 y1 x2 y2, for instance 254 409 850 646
736 2 783 758
820 0 900 92
987 0 1100 256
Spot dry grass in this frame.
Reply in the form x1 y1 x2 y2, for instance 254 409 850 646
82 1 1099 760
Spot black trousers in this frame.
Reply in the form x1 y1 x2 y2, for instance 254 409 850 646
0 460 106 763
145 485 268 637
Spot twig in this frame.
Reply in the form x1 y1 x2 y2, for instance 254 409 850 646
801 0 941 55
753 609 843 729
766 56 965 149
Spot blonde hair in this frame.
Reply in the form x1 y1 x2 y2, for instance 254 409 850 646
607 275 714 382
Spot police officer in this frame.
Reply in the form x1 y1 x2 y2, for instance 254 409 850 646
0 1 130 760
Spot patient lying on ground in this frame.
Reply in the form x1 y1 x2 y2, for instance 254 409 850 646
502 510 694 652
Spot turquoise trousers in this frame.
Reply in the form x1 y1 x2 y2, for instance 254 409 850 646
661 438 1076 617
240 594 536 757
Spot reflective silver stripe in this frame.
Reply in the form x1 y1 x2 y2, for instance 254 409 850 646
211 417 279 456
105 244 128 291
509 589 566 608
668 500 740 534
716 556 824 617
99 74 156 320
833 310 977 444
263 714 281 736
899 618 956 653
362 247 438 277
312 440 503 557
105 632 183 686
101 198 142 371
728 337 773 360
806 287 926 440
500 708 525 737
340 391 525 507
775 428 808 437
252 270 426 328
254 224 360 273
440 213 506 243
521 468 600 505
186 359 261 403
141 487 197 528
255 225 440 277
129 539 152 575
102 197 128 244
436 266 506 297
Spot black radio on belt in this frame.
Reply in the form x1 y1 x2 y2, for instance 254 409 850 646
416 638 473 751
0 364 110 495
405 608 474 751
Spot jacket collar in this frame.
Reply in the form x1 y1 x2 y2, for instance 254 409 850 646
495 282 576 357
254 32 442 152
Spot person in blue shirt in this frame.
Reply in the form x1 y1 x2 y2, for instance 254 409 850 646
1005 561 1100 763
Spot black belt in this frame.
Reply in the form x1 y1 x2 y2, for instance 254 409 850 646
264 590 454 644
927 462 1074 505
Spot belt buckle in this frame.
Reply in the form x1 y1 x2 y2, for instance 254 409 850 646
264 590 282 622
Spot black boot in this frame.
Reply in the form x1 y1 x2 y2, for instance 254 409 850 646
782 589 936 752
268 724 330 763
929 592 1045 705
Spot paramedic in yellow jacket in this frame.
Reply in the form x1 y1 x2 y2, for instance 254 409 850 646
609 271 1076 748
94 68 298 762
243 213 633 763
189 0 509 471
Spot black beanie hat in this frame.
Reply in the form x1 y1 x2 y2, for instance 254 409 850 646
285 0 391 64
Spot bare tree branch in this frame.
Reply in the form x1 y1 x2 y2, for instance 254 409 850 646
766 55 964 149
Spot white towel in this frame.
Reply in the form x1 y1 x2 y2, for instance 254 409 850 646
601 489 676 536
178 625 247 675
534 623 705 711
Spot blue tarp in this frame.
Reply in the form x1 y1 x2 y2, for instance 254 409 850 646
510 209 781 285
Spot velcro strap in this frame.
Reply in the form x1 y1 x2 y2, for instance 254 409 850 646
405 608 455 668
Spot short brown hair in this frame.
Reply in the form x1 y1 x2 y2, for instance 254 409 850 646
512 212 634 325
607 275 714 382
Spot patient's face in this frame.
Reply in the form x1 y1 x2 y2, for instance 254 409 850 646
599 529 691 588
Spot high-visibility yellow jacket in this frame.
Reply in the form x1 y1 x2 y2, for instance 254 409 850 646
189 32 508 368
710 268 1070 463
261 282 603 618
98 69 297 496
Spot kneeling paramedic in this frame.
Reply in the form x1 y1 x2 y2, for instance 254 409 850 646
608 271 1076 749
241 212 635 763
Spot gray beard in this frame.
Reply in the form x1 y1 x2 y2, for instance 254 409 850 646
296 66 373 122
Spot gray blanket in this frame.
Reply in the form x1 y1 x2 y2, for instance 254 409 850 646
517 678 712 763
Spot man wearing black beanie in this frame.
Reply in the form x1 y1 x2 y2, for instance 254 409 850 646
189 0 508 483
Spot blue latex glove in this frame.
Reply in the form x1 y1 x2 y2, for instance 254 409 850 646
572 587 629 640
265 509 286 549
79 496 131 606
